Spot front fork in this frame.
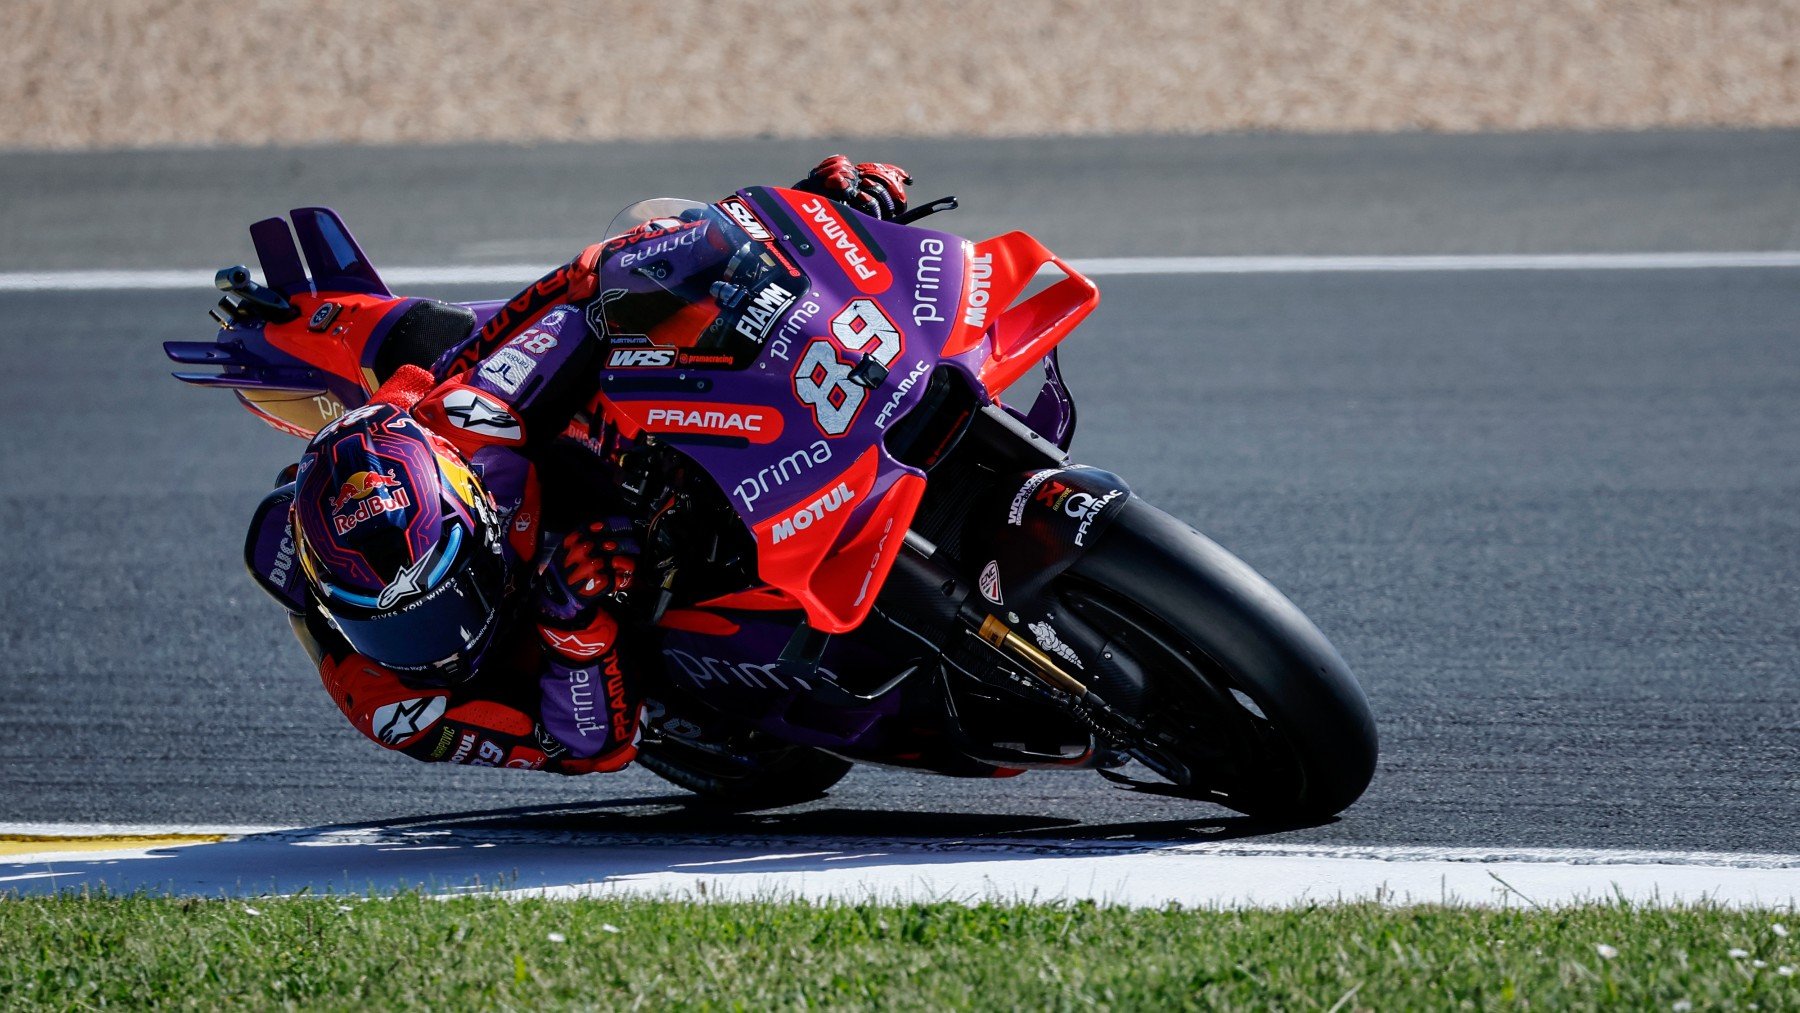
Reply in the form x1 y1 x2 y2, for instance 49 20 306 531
871 531 1144 770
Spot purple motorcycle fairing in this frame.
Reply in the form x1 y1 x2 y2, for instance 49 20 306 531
594 188 1085 755
599 191 966 506
657 622 910 751
165 199 1086 763
596 189 1006 632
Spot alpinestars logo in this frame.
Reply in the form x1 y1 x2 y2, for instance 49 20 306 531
441 389 521 441
1028 620 1083 670
769 482 856 544
376 549 436 609
979 560 1003 604
542 626 613 660
371 696 447 746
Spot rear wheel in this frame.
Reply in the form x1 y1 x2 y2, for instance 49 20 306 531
1064 499 1377 821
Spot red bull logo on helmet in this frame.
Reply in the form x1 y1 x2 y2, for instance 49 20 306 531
330 470 411 535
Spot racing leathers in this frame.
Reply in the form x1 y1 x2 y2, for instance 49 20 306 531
253 246 643 774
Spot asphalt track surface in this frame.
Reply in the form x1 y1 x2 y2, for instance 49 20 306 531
2 131 1797 855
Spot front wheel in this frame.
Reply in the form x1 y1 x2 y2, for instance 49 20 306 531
635 734 855 810
1063 499 1378 821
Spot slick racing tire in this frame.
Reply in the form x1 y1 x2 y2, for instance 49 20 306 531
1065 498 1378 821
636 736 854 810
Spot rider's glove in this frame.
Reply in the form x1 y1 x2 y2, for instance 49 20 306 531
796 155 913 221
555 520 638 603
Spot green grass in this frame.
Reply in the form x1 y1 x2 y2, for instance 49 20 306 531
1 894 1796 1010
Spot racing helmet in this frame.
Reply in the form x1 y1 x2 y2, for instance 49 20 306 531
291 403 507 685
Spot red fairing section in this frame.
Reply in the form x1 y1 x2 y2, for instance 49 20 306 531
694 586 803 612
263 292 414 398
603 399 785 444
781 190 895 295
750 446 927 634
940 232 1100 396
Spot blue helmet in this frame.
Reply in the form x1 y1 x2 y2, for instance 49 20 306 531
291 403 508 684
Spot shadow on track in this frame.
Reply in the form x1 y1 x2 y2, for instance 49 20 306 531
0 797 1333 898
333 795 1322 843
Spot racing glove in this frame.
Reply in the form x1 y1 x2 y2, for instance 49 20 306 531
796 154 913 221
553 519 638 603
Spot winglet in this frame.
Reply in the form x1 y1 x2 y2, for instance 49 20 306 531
289 207 390 296
249 217 311 298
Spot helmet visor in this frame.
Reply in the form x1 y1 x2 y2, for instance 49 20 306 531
315 523 505 672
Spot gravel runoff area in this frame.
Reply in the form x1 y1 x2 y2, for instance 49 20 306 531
4 1 1798 149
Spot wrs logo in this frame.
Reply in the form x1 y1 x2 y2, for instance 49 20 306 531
793 196 892 294
769 482 857 544
608 347 675 368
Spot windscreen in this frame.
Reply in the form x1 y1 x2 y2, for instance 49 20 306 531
595 198 802 369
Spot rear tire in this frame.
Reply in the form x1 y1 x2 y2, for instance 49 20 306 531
1066 499 1377 821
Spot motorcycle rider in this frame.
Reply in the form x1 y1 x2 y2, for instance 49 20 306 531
251 156 913 775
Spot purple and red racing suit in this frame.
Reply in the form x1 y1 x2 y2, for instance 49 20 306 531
249 242 644 774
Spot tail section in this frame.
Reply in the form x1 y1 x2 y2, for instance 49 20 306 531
163 207 417 438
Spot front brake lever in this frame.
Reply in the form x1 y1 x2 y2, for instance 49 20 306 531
895 196 959 225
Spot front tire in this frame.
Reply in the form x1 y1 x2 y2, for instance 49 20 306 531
1066 498 1377 820
635 736 855 809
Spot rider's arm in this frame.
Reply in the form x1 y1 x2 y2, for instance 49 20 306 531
431 243 606 392
421 295 605 453
421 153 913 435
297 612 588 773
532 518 642 773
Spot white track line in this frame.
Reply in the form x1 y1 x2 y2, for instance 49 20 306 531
1070 251 1800 275
4 823 1798 907
2 251 1797 292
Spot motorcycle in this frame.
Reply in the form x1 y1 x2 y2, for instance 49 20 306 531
165 186 1377 821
